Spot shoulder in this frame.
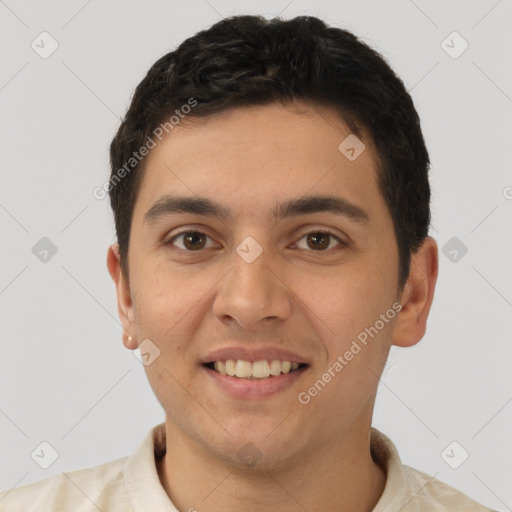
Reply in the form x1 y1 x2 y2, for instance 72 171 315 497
370 429 495 512
398 464 495 511
0 456 129 512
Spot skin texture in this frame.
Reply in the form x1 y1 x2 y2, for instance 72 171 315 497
107 101 438 511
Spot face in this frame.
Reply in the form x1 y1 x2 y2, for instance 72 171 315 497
109 101 413 470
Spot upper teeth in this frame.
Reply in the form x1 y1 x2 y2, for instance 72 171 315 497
213 360 301 379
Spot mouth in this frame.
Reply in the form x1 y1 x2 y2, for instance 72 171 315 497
203 359 309 380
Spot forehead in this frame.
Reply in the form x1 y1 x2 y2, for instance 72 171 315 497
132 101 387 228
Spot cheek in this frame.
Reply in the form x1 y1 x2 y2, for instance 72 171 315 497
290 260 379 328
134 257 202 317
131 261 222 362
131 266 189 338
291 260 393 361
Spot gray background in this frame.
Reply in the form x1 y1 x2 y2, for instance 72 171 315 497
1 0 511 509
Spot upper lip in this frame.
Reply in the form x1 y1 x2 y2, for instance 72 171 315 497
201 346 310 365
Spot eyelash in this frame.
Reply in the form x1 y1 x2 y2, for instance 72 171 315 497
165 229 347 253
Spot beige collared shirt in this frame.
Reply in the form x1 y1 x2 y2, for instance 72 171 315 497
0 423 494 511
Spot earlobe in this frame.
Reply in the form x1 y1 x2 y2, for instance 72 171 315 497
392 237 439 348
107 244 137 348
123 333 138 350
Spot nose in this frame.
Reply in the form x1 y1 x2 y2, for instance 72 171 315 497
212 247 292 330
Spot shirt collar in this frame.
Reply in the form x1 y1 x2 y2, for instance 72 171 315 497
370 427 410 511
123 423 406 511
124 422 177 512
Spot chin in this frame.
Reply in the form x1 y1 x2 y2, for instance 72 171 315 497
209 427 304 472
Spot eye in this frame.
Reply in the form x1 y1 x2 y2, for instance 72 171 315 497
166 230 217 251
165 229 346 253
293 230 346 251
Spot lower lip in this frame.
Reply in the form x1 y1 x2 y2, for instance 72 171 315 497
202 365 309 400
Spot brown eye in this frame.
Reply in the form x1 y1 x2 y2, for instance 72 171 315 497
295 231 344 251
167 231 213 251
306 233 330 250
183 232 206 250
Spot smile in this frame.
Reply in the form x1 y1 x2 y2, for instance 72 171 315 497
204 359 308 379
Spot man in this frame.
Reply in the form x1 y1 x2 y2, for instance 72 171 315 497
0 14 494 511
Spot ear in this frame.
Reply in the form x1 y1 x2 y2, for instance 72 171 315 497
392 236 439 348
107 243 138 350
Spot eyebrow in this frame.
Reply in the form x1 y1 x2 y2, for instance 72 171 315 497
143 194 370 226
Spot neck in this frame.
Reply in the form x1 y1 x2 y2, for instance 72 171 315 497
157 420 387 512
